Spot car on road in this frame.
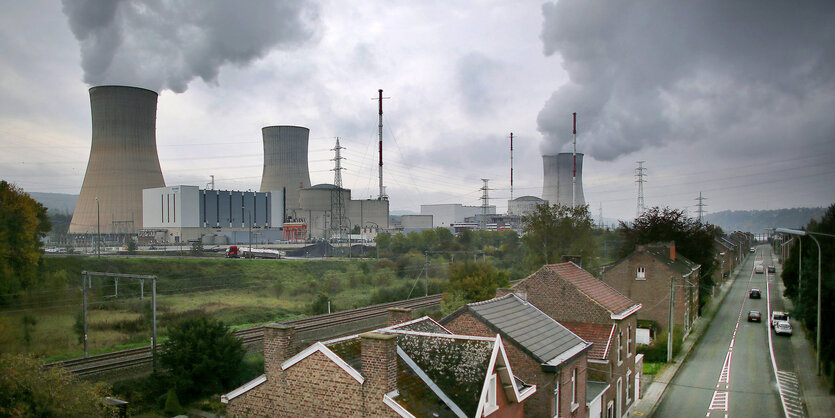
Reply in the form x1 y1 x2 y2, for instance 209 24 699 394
750 247 756 253
749 288 761 299
774 320 793 336
768 265 776 273
771 311 789 328
747 310 762 322
755 265 765 274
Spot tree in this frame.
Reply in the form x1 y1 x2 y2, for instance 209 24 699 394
0 353 113 417
618 206 720 311
0 181 51 304
521 203 597 270
159 317 245 401
442 262 509 315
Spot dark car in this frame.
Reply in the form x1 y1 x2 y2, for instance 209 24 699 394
768 265 776 273
748 310 762 322
749 289 761 299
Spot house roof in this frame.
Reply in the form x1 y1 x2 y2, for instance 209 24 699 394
450 294 592 366
586 381 610 404
539 262 640 317
644 246 700 276
560 322 615 361
324 319 535 417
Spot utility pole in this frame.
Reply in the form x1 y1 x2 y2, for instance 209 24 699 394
635 161 647 217
695 192 707 223
509 132 514 202
96 197 100 258
372 89 390 200
668 277 675 363
424 252 429 297
82 272 88 357
480 179 490 231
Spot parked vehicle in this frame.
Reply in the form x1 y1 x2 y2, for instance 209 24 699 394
774 321 793 336
749 288 761 299
771 311 789 328
747 310 762 322
750 248 756 253
755 265 764 274
767 265 776 273
226 245 283 259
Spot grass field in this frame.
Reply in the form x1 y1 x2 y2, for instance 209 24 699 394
0 255 438 360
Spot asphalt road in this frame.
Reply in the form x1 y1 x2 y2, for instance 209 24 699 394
656 245 783 417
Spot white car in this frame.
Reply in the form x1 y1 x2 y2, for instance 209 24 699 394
771 311 789 328
774 320 793 336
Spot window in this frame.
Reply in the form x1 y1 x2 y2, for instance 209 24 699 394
606 401 614 418
571 368 578 407
627 325 633 358
636 267 646 280
626 370 632 403
552 382 560 418
617 331 623 364
485 373 498 415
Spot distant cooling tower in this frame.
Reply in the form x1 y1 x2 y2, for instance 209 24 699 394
69 86 166 235
542 153 585 207
260 126 311 209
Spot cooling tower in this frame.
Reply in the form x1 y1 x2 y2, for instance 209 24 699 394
542 153 585 207
260 126 311 209
69 86 165 235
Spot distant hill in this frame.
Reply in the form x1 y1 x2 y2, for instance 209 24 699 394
27 192 78 215
704 207 825 233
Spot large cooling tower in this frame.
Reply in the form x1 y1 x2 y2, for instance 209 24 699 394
542 153 585 207
260 126 311 209
69 86 165 235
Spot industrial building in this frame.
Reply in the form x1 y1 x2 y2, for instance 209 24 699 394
508 195 548 217
293 184 389 240
542 153 585 208
420 204 495 228
70 85 166 236
142 186 285 244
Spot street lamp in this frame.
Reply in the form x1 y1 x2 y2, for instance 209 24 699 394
775 227 834 375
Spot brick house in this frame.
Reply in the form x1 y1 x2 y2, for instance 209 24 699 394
508 262 643 418
222 315 536 417
600 243 700 342
441 293 599 418
714 238 735 284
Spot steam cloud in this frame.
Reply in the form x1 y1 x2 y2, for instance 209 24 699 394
62 0 320 93
537 0 835 161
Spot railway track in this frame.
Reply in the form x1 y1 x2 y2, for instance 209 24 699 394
46 294 442 377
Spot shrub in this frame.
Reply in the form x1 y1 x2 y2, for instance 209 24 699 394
163 388 184 416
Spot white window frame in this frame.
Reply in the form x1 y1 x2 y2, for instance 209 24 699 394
636 267 646 280
626 370 633 404
484 373 499 416
627 325 633 358
606 400 615 418
571 368 579 411
617 330 623 365
553 382 560 418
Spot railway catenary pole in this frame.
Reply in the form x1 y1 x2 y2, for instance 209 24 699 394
82 272 88 357
572 113 577 209
152 277 157 372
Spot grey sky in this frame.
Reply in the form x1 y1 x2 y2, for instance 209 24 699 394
0 0 832 222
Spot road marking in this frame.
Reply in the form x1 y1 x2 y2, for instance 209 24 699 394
766 265 807 418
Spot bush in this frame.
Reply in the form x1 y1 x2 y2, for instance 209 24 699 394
163 388 184 416
637 326 684 362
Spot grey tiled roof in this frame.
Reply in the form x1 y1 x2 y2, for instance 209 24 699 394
645 246 700 275
468 294 590 365
586 380 609 403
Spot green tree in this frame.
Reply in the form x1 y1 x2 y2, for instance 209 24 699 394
618 206 720 311
442 262 509 314
126 239 138 254
521 203 597 270
159 317 245 401
310 292 332 314
0 353 113 417
0 181 51 304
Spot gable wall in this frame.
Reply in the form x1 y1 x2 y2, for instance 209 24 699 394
515 269 611 324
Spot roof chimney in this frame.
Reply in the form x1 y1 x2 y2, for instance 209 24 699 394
264 323 295 379
360 332 397 414
670 242 676 261
387 308 412 326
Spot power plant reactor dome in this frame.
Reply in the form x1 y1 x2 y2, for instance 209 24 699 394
259 126 312 210
69 85 166 235
542 153 585 208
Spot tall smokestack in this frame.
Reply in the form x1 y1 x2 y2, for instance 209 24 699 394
69 85 165 235
542 153 585 207
259 126 311 210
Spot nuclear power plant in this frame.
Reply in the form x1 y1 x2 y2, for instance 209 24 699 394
69 85 165 235
542 153 585 208
259 126 312 210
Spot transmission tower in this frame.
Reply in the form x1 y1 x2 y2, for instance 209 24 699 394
635 161 647 217
480 179 490 231
695 192 708 223
330 138 347 240
599 203 604 229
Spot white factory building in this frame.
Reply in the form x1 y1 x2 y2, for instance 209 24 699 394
420 204 496 228
508 196 548 217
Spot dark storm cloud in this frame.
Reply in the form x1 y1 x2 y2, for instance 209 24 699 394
62 0 320 93
537 0 835 161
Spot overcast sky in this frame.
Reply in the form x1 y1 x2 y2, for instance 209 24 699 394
1 0 833 222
